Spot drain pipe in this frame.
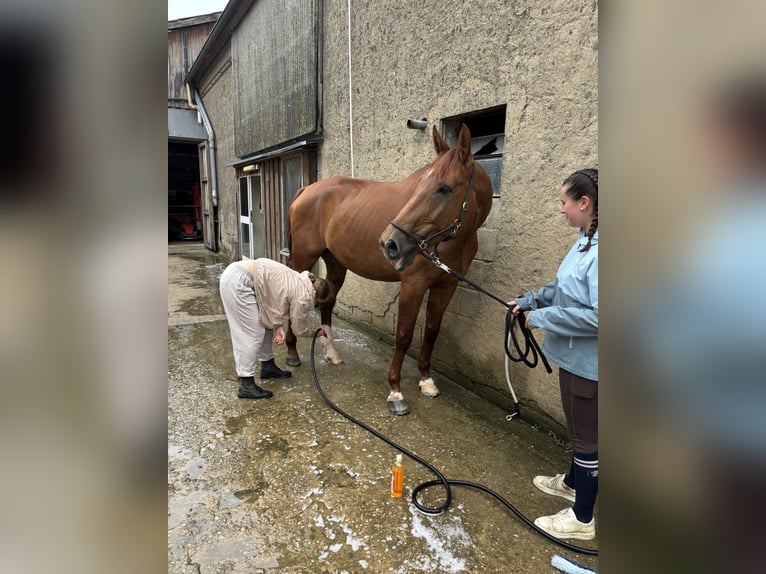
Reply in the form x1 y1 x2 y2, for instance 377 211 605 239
191 85 218 207
346 0 354 177
185 83 198 112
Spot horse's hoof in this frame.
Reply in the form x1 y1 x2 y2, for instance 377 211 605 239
418 378 441 398
388 400 410 416
325 355 344 365
285 356 302 367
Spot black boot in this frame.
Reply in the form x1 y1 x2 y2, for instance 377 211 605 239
260 358 292 379
238 376 273 399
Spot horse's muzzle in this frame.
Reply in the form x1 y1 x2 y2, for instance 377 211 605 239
384 237 400 260
379 226 418 272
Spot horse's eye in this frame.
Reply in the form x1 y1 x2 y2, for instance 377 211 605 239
436 185 452 195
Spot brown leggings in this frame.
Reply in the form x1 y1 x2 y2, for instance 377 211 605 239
559 369 598 453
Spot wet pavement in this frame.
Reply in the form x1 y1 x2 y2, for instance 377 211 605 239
168 242 598 573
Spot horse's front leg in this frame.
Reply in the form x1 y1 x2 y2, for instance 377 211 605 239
417 278 459 398
387 280 428 416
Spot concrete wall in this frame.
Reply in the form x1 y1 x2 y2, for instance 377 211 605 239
197 45 238 259
320 0 598 427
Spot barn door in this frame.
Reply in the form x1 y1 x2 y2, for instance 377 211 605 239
198 141 216 251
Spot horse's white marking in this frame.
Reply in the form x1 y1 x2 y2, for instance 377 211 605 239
321 325 344 364
387 391 404 402
419 377 440 397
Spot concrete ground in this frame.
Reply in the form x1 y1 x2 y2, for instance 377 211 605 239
168 243 598 573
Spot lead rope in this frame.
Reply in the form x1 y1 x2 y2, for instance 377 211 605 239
419 248 552 375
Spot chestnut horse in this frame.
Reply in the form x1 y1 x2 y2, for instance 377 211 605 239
286 124 493 415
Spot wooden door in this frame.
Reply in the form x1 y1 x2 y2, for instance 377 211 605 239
198 142 217 250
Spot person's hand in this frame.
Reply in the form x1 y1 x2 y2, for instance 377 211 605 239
273 326 286 345
507 300 522 316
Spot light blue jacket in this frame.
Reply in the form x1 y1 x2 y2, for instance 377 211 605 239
515 230 598 381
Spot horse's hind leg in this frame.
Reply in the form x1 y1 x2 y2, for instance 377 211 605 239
318 250 347 365
417 278 459 398
285 248 322 367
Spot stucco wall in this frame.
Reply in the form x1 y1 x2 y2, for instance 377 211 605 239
198 45 237 259
320 0 598 427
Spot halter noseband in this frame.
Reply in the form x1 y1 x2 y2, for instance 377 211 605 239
389 162 477 253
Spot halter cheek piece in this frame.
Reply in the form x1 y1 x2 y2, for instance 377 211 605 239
389 162 477 254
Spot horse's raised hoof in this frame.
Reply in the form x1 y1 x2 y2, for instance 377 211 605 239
285 356 302 367
418 377 441 398
387 391 410 416
325 355 344 365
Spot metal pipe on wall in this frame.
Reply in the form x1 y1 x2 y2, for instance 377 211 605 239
185 83 198 111
192 86 218 207
347 0 354 177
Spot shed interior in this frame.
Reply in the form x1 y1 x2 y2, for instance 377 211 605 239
168 141 202 241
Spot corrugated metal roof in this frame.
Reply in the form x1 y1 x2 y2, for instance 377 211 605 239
168 12 221 31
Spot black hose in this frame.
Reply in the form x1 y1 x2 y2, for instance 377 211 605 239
309 330 597 557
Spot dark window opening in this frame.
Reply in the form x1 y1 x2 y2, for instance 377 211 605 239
442 105 506 198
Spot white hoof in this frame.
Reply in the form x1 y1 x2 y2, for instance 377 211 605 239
321 325 344 365
387 391 404 402
325 353 344 365
418 378 440 398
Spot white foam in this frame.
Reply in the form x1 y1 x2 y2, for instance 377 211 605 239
406 504 470 573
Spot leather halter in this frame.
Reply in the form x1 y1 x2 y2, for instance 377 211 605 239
389 162 476 252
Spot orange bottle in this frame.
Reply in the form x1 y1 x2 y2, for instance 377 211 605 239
390 454 404 497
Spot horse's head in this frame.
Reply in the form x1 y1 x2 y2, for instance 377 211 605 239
380 123 479 271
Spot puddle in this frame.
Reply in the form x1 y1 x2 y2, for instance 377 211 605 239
224 414 248 435
233 480 269 503
256 435 291 456
219 492 245 509
184 457 206 479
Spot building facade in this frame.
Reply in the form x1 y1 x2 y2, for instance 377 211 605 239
183 0 598 427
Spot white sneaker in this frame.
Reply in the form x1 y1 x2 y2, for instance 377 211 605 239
533 473 576 503
534 507 595 540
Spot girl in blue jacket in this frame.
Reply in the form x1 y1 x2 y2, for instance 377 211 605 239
509 168 598 540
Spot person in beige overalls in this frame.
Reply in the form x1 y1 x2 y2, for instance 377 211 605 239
219 258 330 399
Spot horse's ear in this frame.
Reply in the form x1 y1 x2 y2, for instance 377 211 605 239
457 123 473 164
432 126 450 156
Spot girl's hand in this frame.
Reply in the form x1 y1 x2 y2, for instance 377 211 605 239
507 301 522 316
274 326 286 345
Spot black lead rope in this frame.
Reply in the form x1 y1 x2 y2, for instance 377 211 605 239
309 331 597 556
417 249 553 375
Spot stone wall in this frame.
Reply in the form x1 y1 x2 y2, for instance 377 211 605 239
319 0 598 427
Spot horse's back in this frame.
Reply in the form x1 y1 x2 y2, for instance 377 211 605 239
289 175 415 280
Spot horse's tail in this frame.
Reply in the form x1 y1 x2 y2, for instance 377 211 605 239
285 186 307 270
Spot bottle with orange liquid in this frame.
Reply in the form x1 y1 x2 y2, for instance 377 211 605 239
390 454 404 497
